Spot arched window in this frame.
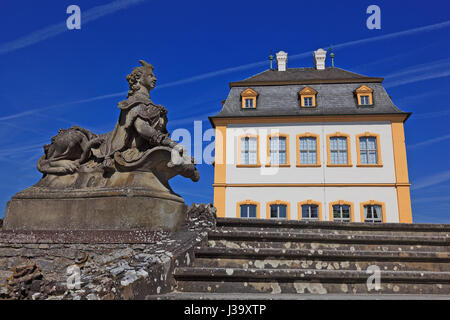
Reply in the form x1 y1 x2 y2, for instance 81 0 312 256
237 134 260 167
266 200 290 219
360 200 386 223
266 133 290 167
356 133 383 167
329 200 354 222
237 200 260 218
327 132 352 167
296 133 321 167
298 200 322 221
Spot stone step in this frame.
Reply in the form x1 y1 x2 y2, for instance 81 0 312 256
208 230 450 246
147 292 450 300
193 247 450 272
217 226 450 237
207 239 449 252
174 267 450 295
217 218 450 235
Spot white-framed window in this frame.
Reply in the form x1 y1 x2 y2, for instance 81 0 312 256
301 204 319 220
244 98 254 108
359 136 378 164
299 137 317 165
332 204 351 222
360 95 370 105
330 137 348 165
270 204 287 219
240 204 257 218
303 97 313 107
269 136 287 165
364 205 382 223
241 137 258 165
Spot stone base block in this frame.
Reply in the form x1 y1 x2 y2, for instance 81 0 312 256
3 187 187 232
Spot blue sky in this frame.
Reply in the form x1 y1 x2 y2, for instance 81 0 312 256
0 0 449 223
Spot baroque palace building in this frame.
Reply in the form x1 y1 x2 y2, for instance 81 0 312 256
209 49 413 223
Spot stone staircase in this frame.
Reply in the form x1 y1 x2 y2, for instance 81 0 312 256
154 218 450 299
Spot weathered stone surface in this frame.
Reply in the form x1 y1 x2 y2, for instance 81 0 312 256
5 193 186 232
3 60 199 231
0 210 217 300
165 218 450 297
185 203 217 230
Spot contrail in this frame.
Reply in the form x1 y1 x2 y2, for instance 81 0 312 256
1 20 449 121
412 170 450 190
0 0 148 55
384 58 450 88
0 91 126 121
408 133 450 150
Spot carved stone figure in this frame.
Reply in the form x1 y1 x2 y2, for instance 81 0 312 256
4 61 199 231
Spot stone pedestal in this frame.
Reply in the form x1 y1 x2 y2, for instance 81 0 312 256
3 170 188 232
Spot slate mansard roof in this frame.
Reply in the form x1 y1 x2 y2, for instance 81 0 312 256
210 67 410 122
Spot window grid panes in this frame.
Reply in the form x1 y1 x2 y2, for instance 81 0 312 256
359 137 378 164
240 204 257 218
330 137 348 164
299 137 317 164
301 204 319 220
364 205 382 223
360 95 370 105
241 137 257 165
269 137 287 165
244 98 254 108
333 205 351 222
303 97 313 106
270 204 287 219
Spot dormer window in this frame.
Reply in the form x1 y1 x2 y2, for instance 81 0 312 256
360 95 370 105
298 86 317 107
241 88 258 109
244 98 254 108
303 97 313 107
355 85 374 106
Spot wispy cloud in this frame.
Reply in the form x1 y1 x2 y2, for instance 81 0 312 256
408 134 450 149
412 170 450 190
413 195 450 204
2 20 450 122
0 0 148 55
384 58 450 88
413 108 450 120
0 91 126 121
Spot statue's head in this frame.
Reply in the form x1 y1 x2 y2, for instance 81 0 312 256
126 60 157 97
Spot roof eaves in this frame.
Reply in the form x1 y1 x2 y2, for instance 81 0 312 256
229 77 384 88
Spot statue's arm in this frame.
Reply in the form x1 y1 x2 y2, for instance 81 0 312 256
134 117 177 148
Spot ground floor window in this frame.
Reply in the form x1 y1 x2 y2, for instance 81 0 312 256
332 204 351 222
270 204 287 219
301 204 319 220
364 205 382 223
240 204 257 218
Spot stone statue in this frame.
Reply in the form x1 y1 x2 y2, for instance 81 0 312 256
4 61 199 231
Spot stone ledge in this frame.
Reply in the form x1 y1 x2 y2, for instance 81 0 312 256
0 230 168 244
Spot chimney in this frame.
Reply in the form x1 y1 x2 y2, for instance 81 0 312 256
276 51 288 71
313 48 327 70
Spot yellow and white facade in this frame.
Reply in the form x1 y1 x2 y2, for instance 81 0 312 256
210 50 412 223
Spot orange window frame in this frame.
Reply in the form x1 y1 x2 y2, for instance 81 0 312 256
266 133 290 167
296 133 321 167
356 132 383 167
237 134 261 167
326 132 352 167
298 200 322 221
